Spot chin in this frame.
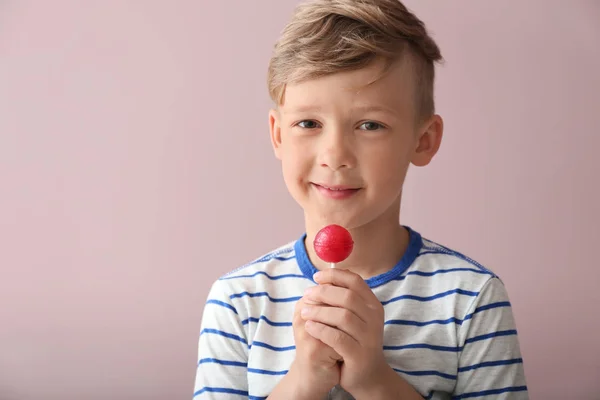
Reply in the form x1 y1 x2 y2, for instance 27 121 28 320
306 209 364 231
308 202 399 232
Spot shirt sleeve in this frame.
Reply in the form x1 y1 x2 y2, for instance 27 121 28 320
453 276 529 399
193 279 249 399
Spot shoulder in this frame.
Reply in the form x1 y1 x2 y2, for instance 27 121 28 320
220 240 297 280
401 231 518 327
418 235 496 276
414 232 520 315
408 232 504 292
204 238 307 301
394 230 517 319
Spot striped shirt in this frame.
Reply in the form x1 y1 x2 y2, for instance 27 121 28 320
193 227 528 399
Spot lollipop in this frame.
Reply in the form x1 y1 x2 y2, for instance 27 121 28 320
313 224 354 268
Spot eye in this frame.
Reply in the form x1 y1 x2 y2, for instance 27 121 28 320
296 120 321 129
358 121 384 131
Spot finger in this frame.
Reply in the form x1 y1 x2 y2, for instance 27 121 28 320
313 269 373 303
304 320 359 360
293 298 310 330
294 298 340 355
302 297 322 305
301 305 366 342
304 285 369 323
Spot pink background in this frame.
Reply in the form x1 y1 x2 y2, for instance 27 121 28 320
1 1 598 399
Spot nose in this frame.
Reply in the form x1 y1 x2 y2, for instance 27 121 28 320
317 126 356 171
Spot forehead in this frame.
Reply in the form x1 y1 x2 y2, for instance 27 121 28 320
281 58 415 115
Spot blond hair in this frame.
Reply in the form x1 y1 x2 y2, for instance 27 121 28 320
267 0 443 121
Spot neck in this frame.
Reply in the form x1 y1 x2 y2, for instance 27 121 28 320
304 200 409 280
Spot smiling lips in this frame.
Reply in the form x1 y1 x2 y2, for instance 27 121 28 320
312 183 361 199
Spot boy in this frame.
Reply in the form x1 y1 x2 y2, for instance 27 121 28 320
194 0 528 399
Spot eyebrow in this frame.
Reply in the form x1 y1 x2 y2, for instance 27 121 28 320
285 105 397 115
352 105 397 115
284 105 323 114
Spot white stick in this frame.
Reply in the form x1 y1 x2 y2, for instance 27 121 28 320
330 262 335 269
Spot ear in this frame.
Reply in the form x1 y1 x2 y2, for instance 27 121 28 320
411 114 443 167
269 108 283 160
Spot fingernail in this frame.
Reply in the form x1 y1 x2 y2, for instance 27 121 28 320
313 271 322 281
301 307 310 317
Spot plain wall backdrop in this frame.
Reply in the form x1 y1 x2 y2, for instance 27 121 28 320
1 1 599 399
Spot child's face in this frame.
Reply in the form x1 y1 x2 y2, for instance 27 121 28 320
269 58 442 231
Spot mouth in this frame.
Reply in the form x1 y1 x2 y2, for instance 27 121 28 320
311 183 362 199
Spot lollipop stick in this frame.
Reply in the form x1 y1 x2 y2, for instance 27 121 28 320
330 262 335 269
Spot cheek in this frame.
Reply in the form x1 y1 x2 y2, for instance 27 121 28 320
281 141 313 173
366 148 410 187
280 152 307 190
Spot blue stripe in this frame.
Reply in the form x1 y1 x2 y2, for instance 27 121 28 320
198 358 247 368
193 386 269 400
200 328 247 345
227 264 490 284
221 270 305 281
230 291 301 303
452 385 528 399
249 341 296 352
242 252 294 267
248 367 288 375
382 288 479 306
385 301 510 327
274 255 295 261
403 266 491 278
206 299 238 314
219 248 294 279
464 329 517 345
250 254 295 264
394 368 456 380
384 343 462 352
241 316 292 327
458 358 523 372
419 244 493 275
194 387 248 397
385 317 463 327
464 301 511 321
218 302 509 330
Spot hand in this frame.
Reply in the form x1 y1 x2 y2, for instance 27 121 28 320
290 295 342 398
300 268 389 396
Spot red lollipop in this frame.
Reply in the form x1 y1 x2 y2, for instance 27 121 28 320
313 224 354 268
